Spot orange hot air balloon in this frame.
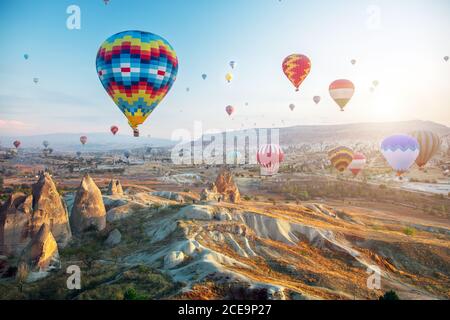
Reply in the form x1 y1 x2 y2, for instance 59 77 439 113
328 146 354 172
110 125 119 135
282 54 311 91
226 105 234 116
329 79 355 111
80 136 87 145
13 140 21 149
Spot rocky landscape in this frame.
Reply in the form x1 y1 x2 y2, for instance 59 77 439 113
0 168 448 300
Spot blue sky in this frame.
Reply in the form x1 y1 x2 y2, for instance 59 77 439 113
0 0 449 138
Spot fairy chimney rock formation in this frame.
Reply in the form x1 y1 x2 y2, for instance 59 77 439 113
19 223 60 272
107 179 123 196
70 174 106 234
214 170 240 203
0 173 71 257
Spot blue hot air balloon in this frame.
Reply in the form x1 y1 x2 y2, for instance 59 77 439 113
380 134 419 176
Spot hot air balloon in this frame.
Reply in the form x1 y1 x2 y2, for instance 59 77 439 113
328 146 354 172
24 54 29 60
351 59 356 65
329 79 355 111
410 131 441 169
313 96 321 104
42 140 49 148
229 61 236 69
110 125 119 135
225 72 233 83
96 30 178 137
282 54 311 91
372 80 379 87
226 105 234 116
444 56 449 62
380 134 419 176
80 136 87 145
13 140 21 149
245 102 249 106
186 87 190 92
76 151 82 157
48 148 53 154
257 144 284 176
289 103 295 111
202 74 207 80
124 150 130 159
348 153 366 176
33 78 39 84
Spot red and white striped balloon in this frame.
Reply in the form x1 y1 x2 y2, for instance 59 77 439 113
257 144 285 176
348 152 366 176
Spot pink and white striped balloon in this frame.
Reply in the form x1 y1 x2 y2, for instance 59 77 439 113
257 144 285 176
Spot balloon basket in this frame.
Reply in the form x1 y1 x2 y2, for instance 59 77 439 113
133 128 139 137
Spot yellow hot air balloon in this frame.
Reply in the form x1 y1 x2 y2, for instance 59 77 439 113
410 131 441 169
225 72 233 83
328 146 354 172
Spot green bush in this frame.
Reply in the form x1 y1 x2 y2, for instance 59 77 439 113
403 227 416 236
243 195 251 201
379 290 400 300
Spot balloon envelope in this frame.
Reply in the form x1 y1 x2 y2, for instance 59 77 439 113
42 140 49 148
257 144 285 176
110 125 119 135
348 152 366 176
80 136 87 145
226 105 234 116
13 140 21 148
329 79 355 111
381 134 419 176
282 54 311 91
444 56 449 62
289 103 295 111
351 59 356 65
24 54 29 60
328 146 354 172
229 61 236 69
33 78 39 84
410 131 441 168
313 96 321 104
202 74 207 80
96 30 178 137
225 72 233 83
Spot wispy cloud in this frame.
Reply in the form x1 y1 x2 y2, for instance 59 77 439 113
0 119 27 128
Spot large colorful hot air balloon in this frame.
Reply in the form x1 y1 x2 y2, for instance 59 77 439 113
381 134 419 176
225 72 233 83
80 136 87 145
13 140 21 149
110 125 119 135
96 30 178 137
348 152 366 176
289 103 295 111
257 144 285 176
313 96 321 104
282 54 311 91
329 79 355 111
42 140 49 148
328 146 354 172
229 61 236 69
410 131 441 169
226 105 234 116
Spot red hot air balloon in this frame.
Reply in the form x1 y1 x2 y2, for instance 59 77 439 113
257 144 285 176
282 54 311 91
110 125 119 135
348 152 366 176
226 105 234 116
13 140 21 149
80 136 88 145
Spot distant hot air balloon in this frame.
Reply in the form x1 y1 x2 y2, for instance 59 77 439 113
13 140 21 149
110 125 119 135
328 146 354 172
444 56 449 62
226 105 234 116
289 103 295 111
33 78 39 84
348 153 366 176
410 131 441 169
48 148 53 154
76 151 82 157
313 96 321 104
257 144 285 176
245 102 249 106
80 136 87 145
329 79 355 111
202 74 207 80
186 87 190 92
282 54 311 91
96 31 178 137
42 140 49 148
124 150 130 159
381 134 419 176
351 59 356 65
229 61 236 69
372 80 379 87
24 54 29 60
225 72 233 83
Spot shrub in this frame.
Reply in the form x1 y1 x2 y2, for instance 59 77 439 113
403 227 416 236
243 195 251 201
379 290 400 300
